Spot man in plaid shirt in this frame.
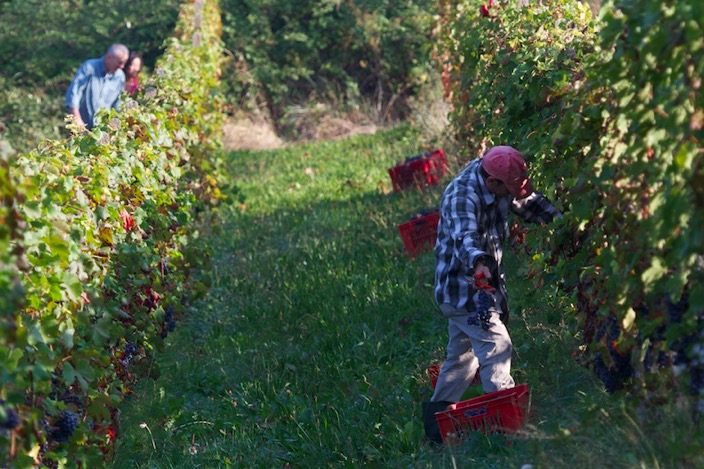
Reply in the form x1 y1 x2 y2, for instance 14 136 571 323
423 145 560 444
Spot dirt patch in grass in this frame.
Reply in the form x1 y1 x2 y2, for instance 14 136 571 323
309 115 377 142
222 117 285 151
222 114 378 151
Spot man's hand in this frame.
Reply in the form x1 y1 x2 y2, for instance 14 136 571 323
474 258 492 280
66 109 86 133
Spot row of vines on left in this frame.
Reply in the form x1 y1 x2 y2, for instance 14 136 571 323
0 0 227 466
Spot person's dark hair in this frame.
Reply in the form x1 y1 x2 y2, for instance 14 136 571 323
479 163 491 179
479 164 489 179
125 51 143 79
479 162 504 185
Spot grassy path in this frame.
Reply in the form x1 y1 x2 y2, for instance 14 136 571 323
112 127 701 468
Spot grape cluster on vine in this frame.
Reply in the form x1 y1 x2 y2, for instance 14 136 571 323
593 318 633 393
124 341 137 359
0 403 20 431
60 394 85 411
51 410 79 443
119 341 139 369
160 305 177 338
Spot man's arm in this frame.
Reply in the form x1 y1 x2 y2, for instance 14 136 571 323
110 70 126 111
65 62 92 128
110 95 121 112
511 191 561 225
445 188 490 274
67 107 84 128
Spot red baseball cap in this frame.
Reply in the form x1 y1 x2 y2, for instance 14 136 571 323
481 146 534 199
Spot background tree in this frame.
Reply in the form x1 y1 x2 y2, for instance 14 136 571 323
220 0 438 131
0 0 181 153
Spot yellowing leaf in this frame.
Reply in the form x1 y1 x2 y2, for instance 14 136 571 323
641 257 668 290
622 307 637 332
98 226 114 245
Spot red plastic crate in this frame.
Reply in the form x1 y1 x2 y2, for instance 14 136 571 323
388 149 448 191
426 364 441 389
426 363 481 390
398 211 440 258
435 383 530 443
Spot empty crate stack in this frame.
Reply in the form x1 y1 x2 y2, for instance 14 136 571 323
388 149 448 192
390 149 447 257
397 209 440 258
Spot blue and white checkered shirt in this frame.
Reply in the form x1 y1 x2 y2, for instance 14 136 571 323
434 158 560 312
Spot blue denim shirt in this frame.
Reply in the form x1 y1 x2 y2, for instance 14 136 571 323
65 57 125 129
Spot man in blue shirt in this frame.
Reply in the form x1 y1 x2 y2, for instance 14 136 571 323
65 44 129 130
423 145 561 444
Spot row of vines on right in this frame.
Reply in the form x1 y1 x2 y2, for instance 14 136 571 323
441 0 704 411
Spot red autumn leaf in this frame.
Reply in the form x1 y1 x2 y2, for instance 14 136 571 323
120 209 135 232
510 221 527 245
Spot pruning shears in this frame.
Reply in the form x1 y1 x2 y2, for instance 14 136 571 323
473 272 496 293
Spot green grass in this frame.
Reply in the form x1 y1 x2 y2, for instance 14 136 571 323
111 126 703 468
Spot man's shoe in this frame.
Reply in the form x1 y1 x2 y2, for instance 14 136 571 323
422 400 453 445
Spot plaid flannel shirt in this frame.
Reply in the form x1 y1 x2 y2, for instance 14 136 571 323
434 158 560 312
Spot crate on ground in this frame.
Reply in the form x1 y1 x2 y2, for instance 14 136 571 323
426 364 441 389
435 383 530 443
398 209 440 258
388 149 448 191
426 363 481 390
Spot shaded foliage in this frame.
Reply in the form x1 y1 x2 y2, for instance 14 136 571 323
0 0 226 466
442 0 704 408
0 0 181 154
0 0 181 85
220 0 438 126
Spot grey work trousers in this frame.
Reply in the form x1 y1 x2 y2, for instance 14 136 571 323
431 303 515 403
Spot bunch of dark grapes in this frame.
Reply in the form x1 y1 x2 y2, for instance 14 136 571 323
51 410 79 443
594 352 624 394
124 342 137 360
48 376 62 400
467 290 494 330
120 341 138 368
61 394 84 411
165 305 176 332
668 294 698 370
0 404 20 431
160 305 176 338
593 318 633 393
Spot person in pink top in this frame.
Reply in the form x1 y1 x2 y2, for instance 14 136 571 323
124 51 143 95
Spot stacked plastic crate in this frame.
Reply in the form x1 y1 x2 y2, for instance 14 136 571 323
389 149 448 258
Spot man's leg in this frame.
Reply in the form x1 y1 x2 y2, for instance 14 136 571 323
431 320 479 402
454 313 515 393
423 313 480 445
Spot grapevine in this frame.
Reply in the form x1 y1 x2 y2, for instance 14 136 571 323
443 0 704 411
0 0 226 465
